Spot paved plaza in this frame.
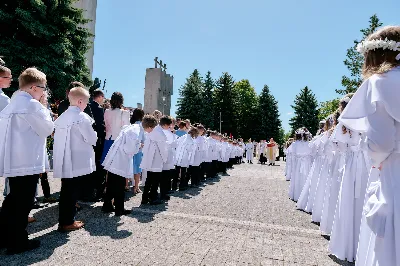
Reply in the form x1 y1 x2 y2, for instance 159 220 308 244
0 162 353 266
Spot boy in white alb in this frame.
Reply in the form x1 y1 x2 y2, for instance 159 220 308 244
188 127 201 186
102 117 156 215
140 117 168 205
163 117 178 194
0 68 53 254
159 116 174 200
53 87 97 232
0 65 12 197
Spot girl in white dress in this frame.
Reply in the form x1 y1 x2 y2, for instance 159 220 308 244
339 26 400 266
289 129 313 201
311 116 336 222
297 133 324 212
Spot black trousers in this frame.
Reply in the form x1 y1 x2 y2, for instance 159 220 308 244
260 153 267 164
200 163 206 181
103 172 126 212
204 162 212 178
93 137 106 197
142 171 161 202
40 172 51 198
59 176 84 226
0 174 39 248
189 166 200 186
211 161 218 177
172 167 179 190
177 166 188 189
160 170 171 197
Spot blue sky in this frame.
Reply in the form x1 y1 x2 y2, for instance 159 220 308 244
92 0 398 131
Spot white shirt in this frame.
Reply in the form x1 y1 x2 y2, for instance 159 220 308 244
163 129 178 170
104 108 130 140
0 89 10 112
0 91 54 177
53 106 97 178
140 126 168 172
175 134 195 168
103 124 141 178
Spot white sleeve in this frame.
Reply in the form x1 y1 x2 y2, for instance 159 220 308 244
123 133 140 156
366 101 396 166
78 119 98 146
25 107 54 138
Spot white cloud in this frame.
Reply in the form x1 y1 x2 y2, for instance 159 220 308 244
287 112 293 115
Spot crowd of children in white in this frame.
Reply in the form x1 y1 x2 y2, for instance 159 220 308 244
284 26 400 266
0 25 399 265
0 62 276 255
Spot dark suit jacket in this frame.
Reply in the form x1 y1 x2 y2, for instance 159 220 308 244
90 100 105 139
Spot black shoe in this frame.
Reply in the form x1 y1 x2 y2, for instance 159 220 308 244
179 187 187 191
32 202 47 209
6 239 40 255
161 195 170 201
102 205 115 213
150 199 162 205
115 209 131 216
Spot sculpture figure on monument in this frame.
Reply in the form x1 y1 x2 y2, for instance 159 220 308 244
89 77 101 95
154 57 158 68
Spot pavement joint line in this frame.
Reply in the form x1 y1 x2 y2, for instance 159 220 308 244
134 208 322 236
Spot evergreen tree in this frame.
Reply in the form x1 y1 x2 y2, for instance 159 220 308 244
289 86 319 135
0 0 93 99
337 14 382 95
214 72 237 136
201 71 215 129
257 85 282 143
176 69 204 123
233 79 259 140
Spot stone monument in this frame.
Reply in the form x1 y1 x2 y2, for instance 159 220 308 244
144 57 174 115
74 0 97 78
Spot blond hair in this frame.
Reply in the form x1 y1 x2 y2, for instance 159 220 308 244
68 87 89 105
362 26 400 79
18 67 46 89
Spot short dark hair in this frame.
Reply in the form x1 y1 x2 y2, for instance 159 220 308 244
160 115 173 126
110 92 124 109
130 108 145 124
142 115 158 129
68 81 84 91
188 127 199 138
92 89 104 99
178 121 186 129
0 65 11 75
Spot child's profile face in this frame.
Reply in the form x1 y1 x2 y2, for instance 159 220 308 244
161 124 170 130
0 71 12 88
77 97 89 112
28 83 47 101
144 127 154 133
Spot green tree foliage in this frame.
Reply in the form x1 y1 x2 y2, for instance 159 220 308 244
233 79 259 140
289 86 319 135
337 14 382 95
201 71 215 129
318 98 340 121
0 0 93 99
176 69 204 123
214 72 237 136
257 85 282 143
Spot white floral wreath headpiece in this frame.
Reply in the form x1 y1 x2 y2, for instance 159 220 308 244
356 38 400 60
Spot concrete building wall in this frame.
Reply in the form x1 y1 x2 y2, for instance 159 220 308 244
144 67 173 115
74 0 97 78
